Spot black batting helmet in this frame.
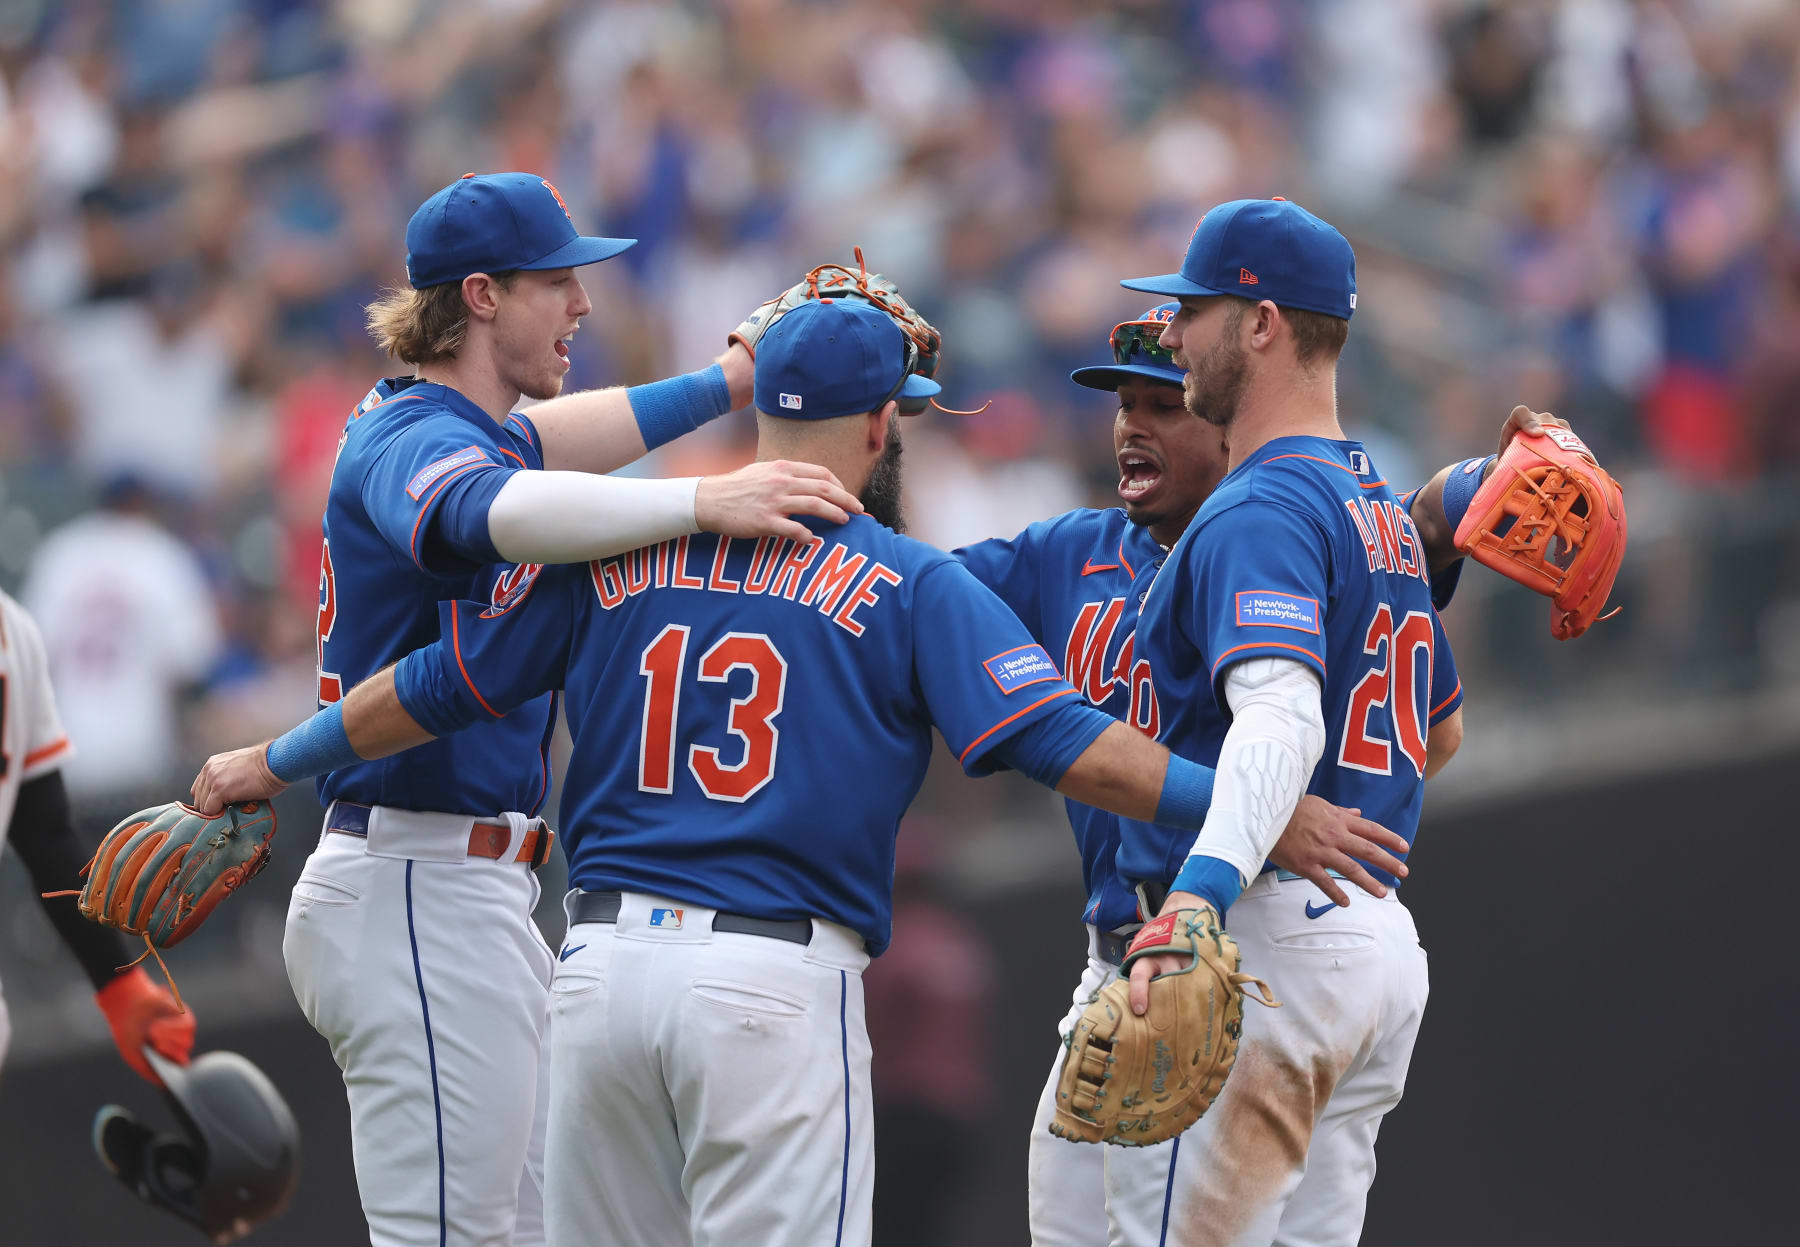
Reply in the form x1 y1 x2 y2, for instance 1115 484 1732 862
93 1048 301 1244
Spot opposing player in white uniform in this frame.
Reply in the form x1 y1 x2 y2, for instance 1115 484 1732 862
0 589 194 1086
192 173 862 1247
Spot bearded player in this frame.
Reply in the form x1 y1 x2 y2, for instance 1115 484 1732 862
1113 198 1473 1246
0 589 193 1088
954 296 1563 1245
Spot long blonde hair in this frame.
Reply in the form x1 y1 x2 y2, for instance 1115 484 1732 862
364 274 513 365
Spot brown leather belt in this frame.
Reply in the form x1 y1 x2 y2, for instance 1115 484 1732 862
326 802 554 869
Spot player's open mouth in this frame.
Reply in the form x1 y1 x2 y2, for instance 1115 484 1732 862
1118 448 1164 504
555 334 574 368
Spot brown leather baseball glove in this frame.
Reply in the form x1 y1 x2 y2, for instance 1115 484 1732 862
75 801 278 948
1050 905 1278 1147
729 247 942 386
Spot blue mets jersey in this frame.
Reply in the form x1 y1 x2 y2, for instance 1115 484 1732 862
315 378 556 816
393 515 1094 955
955 509 1163 932
1122 436 1463 891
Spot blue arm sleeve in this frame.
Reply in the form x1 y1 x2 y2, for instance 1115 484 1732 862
910 561 1083 775
391 565 579 734
361 425 516 574
265 703 358 783
1415 455 1492 612
627 364 733 451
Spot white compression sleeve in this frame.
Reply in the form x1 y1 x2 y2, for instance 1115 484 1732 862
1183 656 1327 885
486 470 700 564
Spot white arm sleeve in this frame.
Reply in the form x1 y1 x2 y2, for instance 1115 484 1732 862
1182 656 1327 884
486 471 700 564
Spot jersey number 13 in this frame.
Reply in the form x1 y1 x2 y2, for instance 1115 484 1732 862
637 624 787 803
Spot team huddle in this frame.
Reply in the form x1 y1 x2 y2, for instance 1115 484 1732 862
22 174 1626 1246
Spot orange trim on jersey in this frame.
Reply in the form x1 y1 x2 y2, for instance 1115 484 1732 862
1117 535 1136 579
408 462 489 567
450 610 501 718
1209 641 1326 678
1260 453 1387 488
958 687 1077 766
1430 681 1463 720
497 446 527 468
22 737 70 769
352 393 433 422
506 413 537 450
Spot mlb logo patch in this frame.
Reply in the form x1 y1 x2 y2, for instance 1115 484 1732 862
407 446 488 499
983 644 1060 695
780 393 803 410
649 908 684 930
1348 450 1371 476
1235 591 1321 634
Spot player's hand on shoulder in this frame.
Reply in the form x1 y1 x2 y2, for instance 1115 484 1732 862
1493 405 1574 465
695 460 865 544
191 742 288 815
1267 795 1408 908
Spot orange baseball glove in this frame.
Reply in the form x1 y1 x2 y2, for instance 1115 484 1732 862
1454 426 1627 639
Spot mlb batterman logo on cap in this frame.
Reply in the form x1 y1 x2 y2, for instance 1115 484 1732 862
1120 198 1357 320
404 172 637 289
753 300 941 421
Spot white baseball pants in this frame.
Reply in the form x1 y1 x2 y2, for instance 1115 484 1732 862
1027 925 1125 1246
545 891 873 1247
282 806 555 1247
1104 872 1429 1247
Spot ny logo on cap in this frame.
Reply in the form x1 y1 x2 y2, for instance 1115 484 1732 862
540 179 573 224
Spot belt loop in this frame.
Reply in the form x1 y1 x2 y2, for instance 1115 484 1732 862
494 811 527 864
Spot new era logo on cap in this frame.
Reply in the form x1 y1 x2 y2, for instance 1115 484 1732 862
780 393 803 409
1239 268 1259 285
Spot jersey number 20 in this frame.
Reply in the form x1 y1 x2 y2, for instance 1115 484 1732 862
1338 605 1431 779
638 624 787 803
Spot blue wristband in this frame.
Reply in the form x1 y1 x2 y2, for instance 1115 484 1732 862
1170 855 1246 915
1155 754 1216 829
265 703 359 783
1440 455 1496 534
627 364 732 451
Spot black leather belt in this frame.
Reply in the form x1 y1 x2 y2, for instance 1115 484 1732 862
1096 928 1138 967
567 890 814 947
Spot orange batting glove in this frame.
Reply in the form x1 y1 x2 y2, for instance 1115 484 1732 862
95 967 195 1085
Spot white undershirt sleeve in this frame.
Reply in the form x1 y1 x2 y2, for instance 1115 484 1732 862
486 470 700 564
1183 656 1327 884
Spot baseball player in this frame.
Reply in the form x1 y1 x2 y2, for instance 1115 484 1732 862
0 588 194 1087
263 172 864 1247
192 296 1303 1246
955 303 1569 1245
1116 198 1463 1246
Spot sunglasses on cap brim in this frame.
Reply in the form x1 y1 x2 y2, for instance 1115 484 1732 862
1109 320 1179 370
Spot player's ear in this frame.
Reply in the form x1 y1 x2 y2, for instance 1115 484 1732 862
1248 300 1280 352
867 402 896 451
461 273 502 322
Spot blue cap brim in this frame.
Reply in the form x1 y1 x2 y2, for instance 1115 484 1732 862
521 234 638 271
1119 272 1228 297
900 373 941 400
1069 363 1186 392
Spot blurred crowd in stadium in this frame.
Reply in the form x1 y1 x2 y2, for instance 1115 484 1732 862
0 0 1796 805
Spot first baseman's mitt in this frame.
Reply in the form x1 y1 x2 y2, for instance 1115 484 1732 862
73 802 277 948
1050 906 1278 1147
1454 426 1626 640
730 247 942 384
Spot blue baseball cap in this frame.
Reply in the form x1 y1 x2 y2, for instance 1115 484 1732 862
754 299 941 420
1120 198 1356 320
1070 303 1187 391
404 172 636 289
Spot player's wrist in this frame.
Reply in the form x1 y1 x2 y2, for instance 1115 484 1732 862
1156 754 1216 829
266 704 357 783
1169 855 1244 915
628 364 733 451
